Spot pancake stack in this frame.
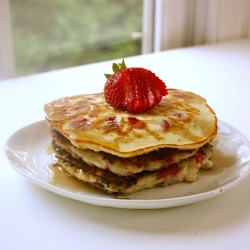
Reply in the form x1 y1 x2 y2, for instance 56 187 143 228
44 89 217 194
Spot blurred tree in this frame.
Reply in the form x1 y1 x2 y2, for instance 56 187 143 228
10 0 142 76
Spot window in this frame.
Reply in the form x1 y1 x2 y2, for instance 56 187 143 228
9 0 146 77
3 0 248 80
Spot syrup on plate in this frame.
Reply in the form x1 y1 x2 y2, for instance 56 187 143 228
47 163 98 193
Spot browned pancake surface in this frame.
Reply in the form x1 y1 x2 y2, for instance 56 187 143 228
45 89 217 157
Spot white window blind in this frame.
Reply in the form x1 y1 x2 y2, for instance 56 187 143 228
154 0 250 51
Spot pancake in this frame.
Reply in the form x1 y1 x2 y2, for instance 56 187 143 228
44 88 217 195
45 89 217 158
51 128 213 176
51 140 214 194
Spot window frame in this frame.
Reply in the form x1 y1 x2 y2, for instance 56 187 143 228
0 0 15 80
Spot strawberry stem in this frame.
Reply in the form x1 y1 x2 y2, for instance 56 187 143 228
118 59 127 70
104 73 112 79
112 63 120 73
104 59 127 79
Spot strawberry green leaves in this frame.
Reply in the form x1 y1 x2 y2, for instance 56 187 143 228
105 59 127 79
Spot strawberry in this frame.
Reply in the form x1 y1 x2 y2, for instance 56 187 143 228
104 59 167 113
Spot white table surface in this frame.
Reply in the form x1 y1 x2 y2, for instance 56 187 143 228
1 39 250 250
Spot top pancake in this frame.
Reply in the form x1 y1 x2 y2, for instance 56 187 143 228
44 89 217 157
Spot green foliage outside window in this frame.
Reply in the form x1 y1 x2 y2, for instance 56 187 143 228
10 0 143 77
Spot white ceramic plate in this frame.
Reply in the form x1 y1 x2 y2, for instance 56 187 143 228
4 120 250 209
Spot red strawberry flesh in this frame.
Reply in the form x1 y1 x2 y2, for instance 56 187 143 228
104 64 167 113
